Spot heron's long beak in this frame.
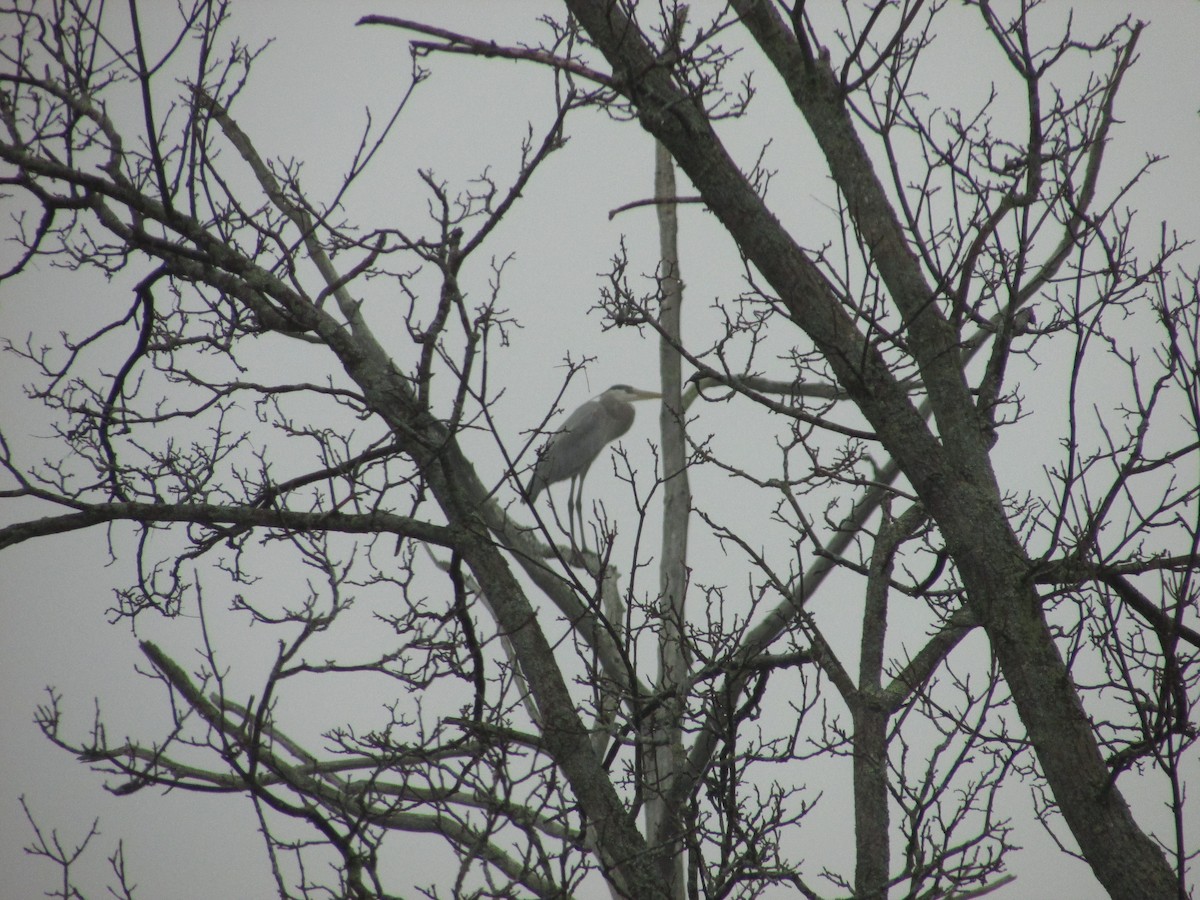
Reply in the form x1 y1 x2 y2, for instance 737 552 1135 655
632 389 663 401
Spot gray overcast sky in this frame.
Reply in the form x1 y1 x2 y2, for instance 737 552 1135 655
2 2 1199 897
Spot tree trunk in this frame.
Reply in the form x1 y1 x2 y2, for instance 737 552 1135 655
644 138 690 900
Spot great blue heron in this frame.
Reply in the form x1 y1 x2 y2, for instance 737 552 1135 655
528 384 661 546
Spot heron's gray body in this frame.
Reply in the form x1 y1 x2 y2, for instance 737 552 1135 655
528 384 660 544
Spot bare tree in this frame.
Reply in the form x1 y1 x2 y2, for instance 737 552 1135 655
2 2 1196 899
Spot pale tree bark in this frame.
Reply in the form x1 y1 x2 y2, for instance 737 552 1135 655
643 138 690 899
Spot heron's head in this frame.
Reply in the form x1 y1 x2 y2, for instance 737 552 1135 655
604 384 662 403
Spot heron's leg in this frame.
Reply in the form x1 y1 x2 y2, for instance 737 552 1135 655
565 475 578 550
575 465 591 554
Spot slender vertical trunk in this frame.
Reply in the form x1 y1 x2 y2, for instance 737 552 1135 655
853 704 890 899
854 511 897 898
643 138 691 899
